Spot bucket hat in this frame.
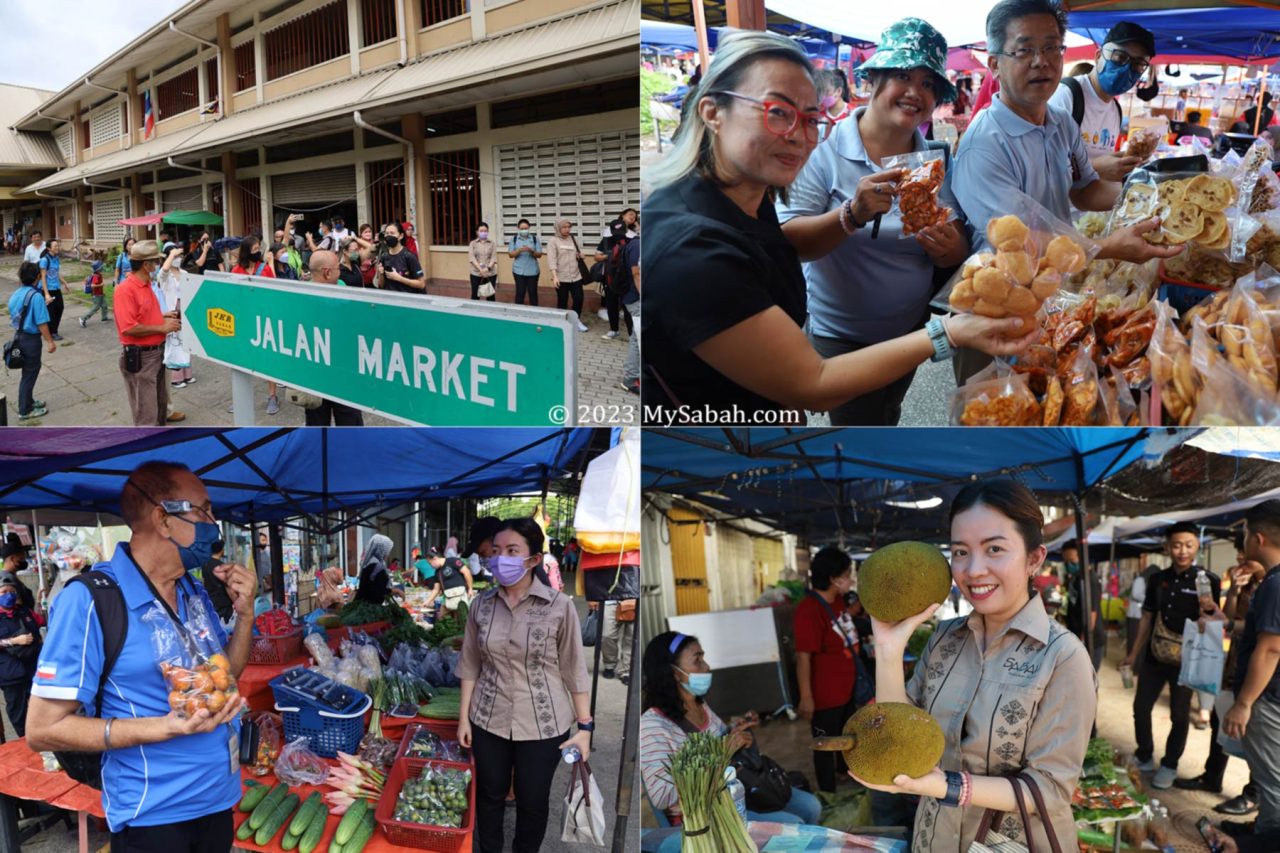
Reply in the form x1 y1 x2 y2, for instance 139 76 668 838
129 240 164 261
859 17 957 104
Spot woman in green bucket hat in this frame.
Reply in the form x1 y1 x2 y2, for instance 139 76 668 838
778 17 970 425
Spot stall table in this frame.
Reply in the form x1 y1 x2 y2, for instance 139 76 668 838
0 738 106 853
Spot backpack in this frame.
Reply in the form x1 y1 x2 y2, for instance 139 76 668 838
1062 76 1123 131
51 571 128 790
604 236 633 296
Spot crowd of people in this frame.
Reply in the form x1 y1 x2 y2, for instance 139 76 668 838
642 1 1190 424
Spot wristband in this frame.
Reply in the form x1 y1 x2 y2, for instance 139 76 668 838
926 317 954 363
577 720 595 733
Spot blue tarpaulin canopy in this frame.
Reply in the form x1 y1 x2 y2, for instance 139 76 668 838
641 20 862 60
1067 8 1280 62
0 428 594 526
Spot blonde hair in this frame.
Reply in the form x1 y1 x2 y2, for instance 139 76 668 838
645 29 815 194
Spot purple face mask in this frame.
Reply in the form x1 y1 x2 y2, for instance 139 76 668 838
492 555 532 587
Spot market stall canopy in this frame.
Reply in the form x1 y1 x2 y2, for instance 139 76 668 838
641 20 862 58
0 428 593 526
1067 7 1280 62
162 209 224 226
118 213 164 226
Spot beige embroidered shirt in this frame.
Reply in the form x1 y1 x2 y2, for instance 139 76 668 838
905 594 1098 852
468 239 497 275
546 235 583 283
457 577 591 741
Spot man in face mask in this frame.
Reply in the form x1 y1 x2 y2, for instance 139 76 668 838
27 461 258 849
113 240 183 426
0 570 41 737
1049 21 1156 182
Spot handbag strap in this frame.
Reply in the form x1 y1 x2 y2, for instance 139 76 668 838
1016 772 1064 853
974 804 1002 843
1009 777 1037 853
13 287 37 335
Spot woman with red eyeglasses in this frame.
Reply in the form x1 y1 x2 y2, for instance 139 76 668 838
642 29 1035 426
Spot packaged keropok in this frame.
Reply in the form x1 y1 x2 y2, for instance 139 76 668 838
145 593 238 719
950 362 1042 426
1122 118 1168 162
880 149 956 239
1006 343 1057 398
940 190 1098 333
1188 316 1280 425
1100 364 1139 426
1148 300 1195 426
1100 304 1157 390
1059 345 1101 426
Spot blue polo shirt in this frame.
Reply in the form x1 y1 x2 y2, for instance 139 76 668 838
1236 566 1280 706
508 232 542 277
778 107 962 343
30 543 241 831
8 285 50 334
38 255 61 291
952 94 1098 245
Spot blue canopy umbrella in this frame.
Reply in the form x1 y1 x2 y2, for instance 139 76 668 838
1067 8 1280 63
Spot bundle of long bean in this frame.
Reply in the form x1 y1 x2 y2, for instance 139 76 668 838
669 732 757 853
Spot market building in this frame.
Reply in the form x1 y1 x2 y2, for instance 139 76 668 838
10 0 639 301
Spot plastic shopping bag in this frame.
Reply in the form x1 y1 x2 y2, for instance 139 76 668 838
1178 619 1225 696
561 760 607 846
573 426 640 553
1215 689 1248 759
581 608 600 648
143 592 238 719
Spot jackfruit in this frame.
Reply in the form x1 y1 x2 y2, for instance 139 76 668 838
857 540 951 622
841 702 945 785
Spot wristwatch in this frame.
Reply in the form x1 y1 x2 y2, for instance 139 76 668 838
926 317 954 363
939 770 963 807
577 719 595 733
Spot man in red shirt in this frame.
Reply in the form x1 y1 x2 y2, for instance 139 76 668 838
794 546 871 792
114 240 181 426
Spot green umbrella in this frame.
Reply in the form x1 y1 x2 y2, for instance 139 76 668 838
162 209 224 226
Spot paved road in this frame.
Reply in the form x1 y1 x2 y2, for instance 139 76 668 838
0 258 633 427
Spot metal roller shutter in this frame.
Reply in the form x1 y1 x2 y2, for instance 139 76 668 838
161 185 204 211
93 198 126 243
272 166 356 204
495 130 640 242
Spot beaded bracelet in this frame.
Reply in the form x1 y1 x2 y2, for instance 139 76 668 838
838 198 859 235
959 771 973 808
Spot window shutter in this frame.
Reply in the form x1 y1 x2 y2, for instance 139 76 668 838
93 197 126 243
272 166 356 204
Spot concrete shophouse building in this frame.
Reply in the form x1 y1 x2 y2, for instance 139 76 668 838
13 0 638 300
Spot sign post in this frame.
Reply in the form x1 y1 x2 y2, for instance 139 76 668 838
181 271 578 425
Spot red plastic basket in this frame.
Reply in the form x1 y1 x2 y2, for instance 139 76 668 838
248 628 304 664
394 722 470 768
376 759 474 852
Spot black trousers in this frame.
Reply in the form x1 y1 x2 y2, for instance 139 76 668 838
1 682 31 738
470 274 497 301
604 289 633 335
514 274 539 306
304 399 364 426
809 332 917 425
14 332 42 415
110 808 232 853
46 290 63 336
811 699 858 793
556 279 584 317
472 724 566 853
1133 654 1193 768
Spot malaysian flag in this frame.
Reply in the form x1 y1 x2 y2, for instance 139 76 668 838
143 90 155 139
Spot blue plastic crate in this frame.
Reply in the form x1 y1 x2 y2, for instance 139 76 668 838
268 671 370 758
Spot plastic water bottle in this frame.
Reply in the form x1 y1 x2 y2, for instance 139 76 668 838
561 746 581 764
724 766 747 819
1196 570 1214 611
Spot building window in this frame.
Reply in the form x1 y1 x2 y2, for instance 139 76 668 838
367 159 406 232
238 176 261 234
361 0 398 46
204 58 219 113
427 149 479 247
423 107 477 139
54 125 73 159
234 41 256 91
90 103 123 147
211 183 224 217
80 119 90 150
421 0 467 28
93 198 126 244
264 1 350 81
490 77 637 129
156 66 200 118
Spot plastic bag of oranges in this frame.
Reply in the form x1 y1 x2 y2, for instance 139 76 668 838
144 595 239 719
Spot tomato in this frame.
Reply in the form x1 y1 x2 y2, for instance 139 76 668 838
183 697 204 718
169 669 196 690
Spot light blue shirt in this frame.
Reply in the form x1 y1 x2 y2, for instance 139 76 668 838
116 253 131 285
30 544 241 831
508 232 542 277
8 285 50 334
778 108 962 342
38 255 61 291
952 94 1099 247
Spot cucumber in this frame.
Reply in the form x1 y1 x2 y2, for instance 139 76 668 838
236 818 256 841
249 783 290 830
298 804 329 853
256 792 301 845
327 840 344 853
343 814 377 853
333 797 369 846
289 792 325 838
282 826 303 851
239 781 271 813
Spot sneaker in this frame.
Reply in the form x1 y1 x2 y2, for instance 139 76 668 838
1135 757 1157 772
31 400 45 409
18 407 47 421
597 308 609 321
184 376 196 385
602 668 615 680
102 316 110 322
619 674 630 686
1215 793 1259 815
577 322 588 332
78 317 87 328
266 395 281 416
1152 765 1177 789
1175 773 1223 794
51 334 63 341
602 331 619 340
166 411 186 423
621 379 640 395
172 381 188 389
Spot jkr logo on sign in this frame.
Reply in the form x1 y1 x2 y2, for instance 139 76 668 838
207 308 235 337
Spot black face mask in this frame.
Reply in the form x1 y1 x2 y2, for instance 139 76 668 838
249 251 263 262
384 236 399 248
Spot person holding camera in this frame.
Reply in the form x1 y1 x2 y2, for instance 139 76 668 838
193 232 223 275
376 222 425 293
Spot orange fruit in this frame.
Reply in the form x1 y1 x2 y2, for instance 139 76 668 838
205 691 227 713
168 690 185 711
192 672 214 693
169 669 196 690
208 654 231 672
211 669 230 690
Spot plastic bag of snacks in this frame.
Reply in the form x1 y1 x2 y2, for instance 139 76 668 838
304 631 336 668
1221 281 1279 392
1060 345 1100 426
1123 119 1167 162
1007 344 1057 397
1189 316 1280 425
881 150 955 238
1101 304 1157 379
950 366 1042 426
1100 365 1139 426
247 711 283 776
145 593 238 719
942 190 1098 333
1148 300 1195 425
275 736 330 785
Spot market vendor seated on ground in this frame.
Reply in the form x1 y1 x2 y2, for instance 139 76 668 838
25 460 257 850
422 546 474 612
640 631 822 827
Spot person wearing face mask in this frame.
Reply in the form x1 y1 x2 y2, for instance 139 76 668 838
794 546 873 792
463 516 502 584
114 241 183 426
1122 522 1221 790
857 478 1097 852
1061 540 1106 671
507 218 543 306
546 218 590 331
158 243 195 390
376 222 426 293
467 222 498 301
640 631 822 829
333 242 364 289
455 518 590 853
1048 21 1155 183
0 569 41 738
26 461 257 850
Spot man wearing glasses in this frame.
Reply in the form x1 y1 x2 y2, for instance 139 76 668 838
1049 22 1156 183
26 461 257 852
950 0 1181 380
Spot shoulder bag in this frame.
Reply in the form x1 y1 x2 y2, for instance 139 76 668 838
1147 578 1184 666
570 235 593 283
808 590 874 707
971 772 1065 853
4 288 38 370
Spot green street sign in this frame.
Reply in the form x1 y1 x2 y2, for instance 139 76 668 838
181 272 576 425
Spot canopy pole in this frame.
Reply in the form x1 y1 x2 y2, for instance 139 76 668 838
31 510 45 596
691 0 712 80
610 609 642 853
1255 74 1268 136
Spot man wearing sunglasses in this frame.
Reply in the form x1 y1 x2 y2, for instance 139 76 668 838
1049 21 1156 183
26 461 258 853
